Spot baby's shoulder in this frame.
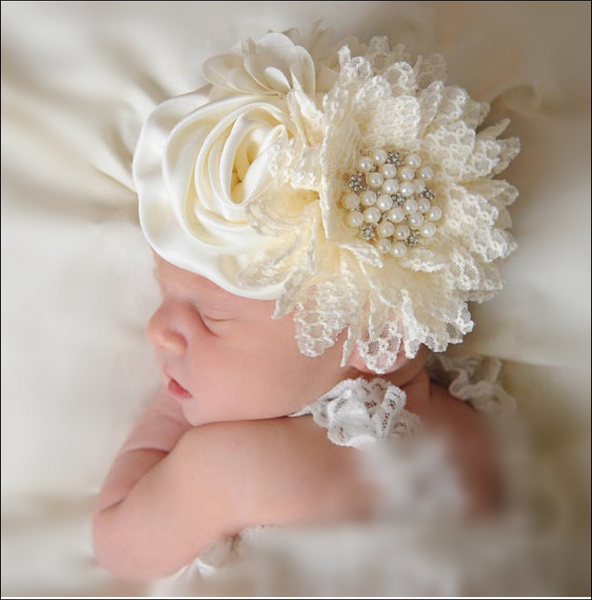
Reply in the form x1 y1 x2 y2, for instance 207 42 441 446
427 379 483 432
402 369 482 434
419 378 500 518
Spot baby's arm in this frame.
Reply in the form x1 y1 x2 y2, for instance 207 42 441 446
92 419 242 584
92 385 193 516
92 413 378 584
92 385 205 582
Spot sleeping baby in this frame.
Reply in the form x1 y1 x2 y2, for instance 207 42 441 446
91 23 560 596
91 252 499 584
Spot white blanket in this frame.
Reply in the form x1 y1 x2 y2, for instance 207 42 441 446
1 1 590 595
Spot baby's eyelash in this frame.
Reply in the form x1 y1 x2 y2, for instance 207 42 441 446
193 303 226 323
203 315 226 323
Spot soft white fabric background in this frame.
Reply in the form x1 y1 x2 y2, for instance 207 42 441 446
1 1 590 595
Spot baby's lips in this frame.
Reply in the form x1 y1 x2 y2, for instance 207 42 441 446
167 377 193 400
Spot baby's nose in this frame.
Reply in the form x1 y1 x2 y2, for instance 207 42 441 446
147 305 187 355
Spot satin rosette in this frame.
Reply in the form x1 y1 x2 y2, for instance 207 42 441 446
133 84 298 298
133 23 364 299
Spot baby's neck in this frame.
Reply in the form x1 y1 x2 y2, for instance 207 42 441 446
351 346 431 404
388 348 432 416
386 345 430 389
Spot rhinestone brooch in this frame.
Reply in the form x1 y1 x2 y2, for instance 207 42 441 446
341 148 443 259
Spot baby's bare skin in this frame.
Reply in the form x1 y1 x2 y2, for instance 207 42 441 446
221 371 499 531
92 369 498 584
92 255 499 583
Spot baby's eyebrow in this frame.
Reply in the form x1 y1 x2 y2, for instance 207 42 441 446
153 262 245 313
198 289 246 313
189 273 248 308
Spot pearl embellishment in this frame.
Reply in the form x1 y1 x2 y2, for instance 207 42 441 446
364 207 381 223
409 212 424 228
426 206 442 221
417 197 431 213
372 149 388 165
395 224 411 240
419 166 433 181
342 147 443 256
342 193 360 210
381 179 398 194
376 238 392 254
405 153 422 169
360 190 377 206
377 221 395 238
346 211 364 227
367 172 384 188
388 206 405 223
399 166 415 181
392 241 407 257
381 164 397 179
357 157 374 172
403 198 418 213
376 194 393 211
400 182 415 197
421 222 436 237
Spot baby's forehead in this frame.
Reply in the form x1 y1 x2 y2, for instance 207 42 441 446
154 254 265 311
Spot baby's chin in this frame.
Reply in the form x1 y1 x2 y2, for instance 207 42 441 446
180 401 297 428
184 405 213 428
177 398 200 426
179 401 233 428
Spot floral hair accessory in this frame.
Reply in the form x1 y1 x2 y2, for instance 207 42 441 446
132 21 521 374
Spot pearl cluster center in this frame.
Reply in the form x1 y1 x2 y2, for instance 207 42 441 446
341 148 442 258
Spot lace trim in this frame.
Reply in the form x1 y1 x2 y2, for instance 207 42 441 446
425 351 517 417
286 375 423 446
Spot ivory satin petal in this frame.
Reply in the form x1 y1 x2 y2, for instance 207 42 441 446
133 84 286 299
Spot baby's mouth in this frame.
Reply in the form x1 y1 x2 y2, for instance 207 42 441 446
167 377 192 400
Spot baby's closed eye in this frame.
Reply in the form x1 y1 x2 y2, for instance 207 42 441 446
191 303 237 333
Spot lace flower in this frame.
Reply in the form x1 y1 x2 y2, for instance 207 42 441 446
133 23 521 373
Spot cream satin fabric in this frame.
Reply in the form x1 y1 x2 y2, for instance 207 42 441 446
133 83 289 300
1 1 589 595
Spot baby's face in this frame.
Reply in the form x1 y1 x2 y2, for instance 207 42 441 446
148 254 357 426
